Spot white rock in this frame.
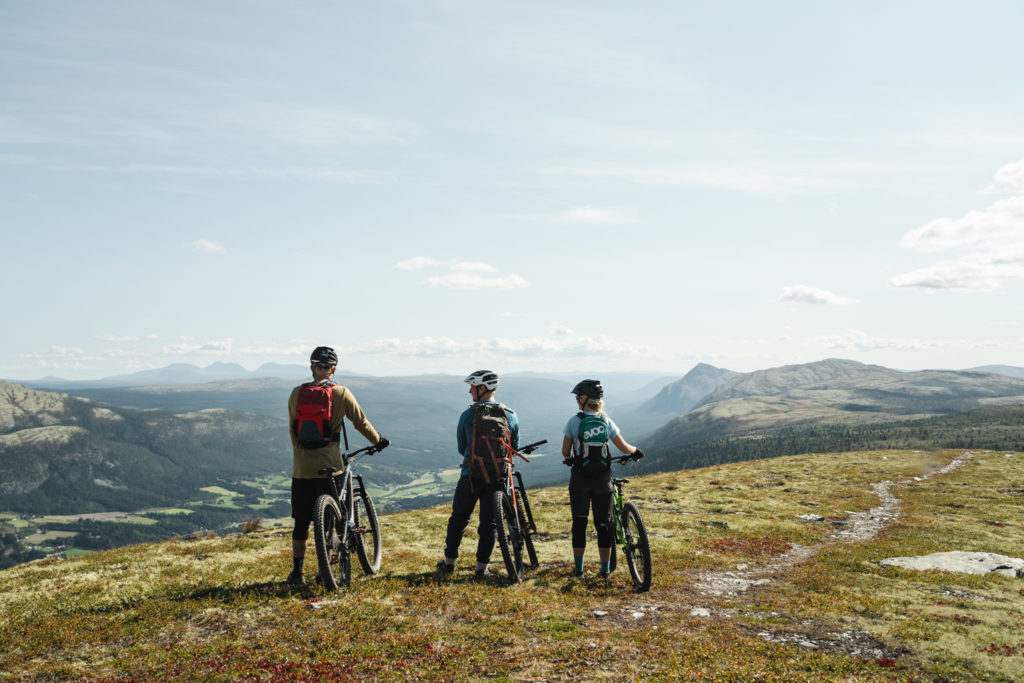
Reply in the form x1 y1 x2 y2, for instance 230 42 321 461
690 607 712 617
799 514 825 522
592 610 609 618
880 551 1024 578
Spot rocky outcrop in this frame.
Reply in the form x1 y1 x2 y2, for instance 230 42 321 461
880 551 1024 578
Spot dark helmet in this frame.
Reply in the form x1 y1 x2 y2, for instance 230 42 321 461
310 346 338 366
464 370 500 391
571 379 603 399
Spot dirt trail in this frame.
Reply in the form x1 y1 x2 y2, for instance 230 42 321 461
694 450 977 599
658 451 979 659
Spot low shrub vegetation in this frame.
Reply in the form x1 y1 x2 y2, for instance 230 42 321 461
2 448 1023 680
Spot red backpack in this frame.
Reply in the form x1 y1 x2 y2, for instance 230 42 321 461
292 381 338 449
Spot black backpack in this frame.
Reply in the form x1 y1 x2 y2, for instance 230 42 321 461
466 403 511 484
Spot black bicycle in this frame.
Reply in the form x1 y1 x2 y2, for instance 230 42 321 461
607 454 652 592
312 443 385 590
493 439 546 583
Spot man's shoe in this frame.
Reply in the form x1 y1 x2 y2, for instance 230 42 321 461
286 570 305 586
474 567 491 578
597 570 610 579
571 568 584 579
436 559 455 574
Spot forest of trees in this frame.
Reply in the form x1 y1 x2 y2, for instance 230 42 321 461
640 405 1024 474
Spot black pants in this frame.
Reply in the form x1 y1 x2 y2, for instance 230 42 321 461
443 475 496 564
569 471 613 549
291 477 333 540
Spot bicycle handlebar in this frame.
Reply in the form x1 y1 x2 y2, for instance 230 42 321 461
517 439 548 455
563 452 642 467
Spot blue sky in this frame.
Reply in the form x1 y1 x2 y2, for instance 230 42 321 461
2 0 1022 380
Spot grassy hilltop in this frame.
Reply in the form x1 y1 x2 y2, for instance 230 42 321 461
2 449 1024 681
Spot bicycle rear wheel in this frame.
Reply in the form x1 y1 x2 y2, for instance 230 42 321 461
313 495 351 590
493 489 524 583
622 502 652 592
353 487 382 574
515 489 539 568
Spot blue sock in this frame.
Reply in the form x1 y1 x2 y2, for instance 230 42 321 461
599 561 610 573
574 556 584 572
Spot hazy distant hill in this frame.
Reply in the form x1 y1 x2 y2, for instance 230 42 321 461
0 381 289 514
644 359 1024 457
30 374 594 493
641 363 737 414
16 362 368 389
969 364 1024 380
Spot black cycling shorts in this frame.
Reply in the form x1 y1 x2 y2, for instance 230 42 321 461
290 477 333 526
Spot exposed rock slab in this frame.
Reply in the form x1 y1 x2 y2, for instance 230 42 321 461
880 551 1024 578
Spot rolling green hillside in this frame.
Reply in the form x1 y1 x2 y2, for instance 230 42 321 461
640 405 1024 473
2 448 1022 680
0 381 293 513
645 359 1024 456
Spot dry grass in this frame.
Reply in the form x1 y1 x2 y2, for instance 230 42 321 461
2 448 1023 681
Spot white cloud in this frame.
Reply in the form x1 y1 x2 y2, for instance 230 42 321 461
161 339 233 355
395 257 528 290
352 334 651 359
559 207 618 223
814 330 1019 354
395 256 444 270
424 272 528 290
549 323 573 336
893 160 1024 291
187 239 226 255
898 196 1024 253
779 285 859 305
994 159 1024 193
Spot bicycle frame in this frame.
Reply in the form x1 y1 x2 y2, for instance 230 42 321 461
611 478 628 544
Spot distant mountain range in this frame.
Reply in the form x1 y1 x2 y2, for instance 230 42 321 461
19 362 339 389
644 359 1024 458
5 359 1023 525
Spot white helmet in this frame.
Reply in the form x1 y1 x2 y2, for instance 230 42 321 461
464 370 499 391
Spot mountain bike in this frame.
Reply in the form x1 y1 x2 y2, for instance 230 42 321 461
493 439 546 583
312 443 386 590
607 453 652 592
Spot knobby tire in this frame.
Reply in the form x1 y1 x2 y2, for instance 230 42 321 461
622 501 652 592
313 495 351 590
493 489 524 583
353 487 382 574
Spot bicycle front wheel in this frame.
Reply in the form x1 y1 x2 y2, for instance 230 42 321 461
353 487 382 574
622 502 652 592
313 494 351 590
493 489 524 583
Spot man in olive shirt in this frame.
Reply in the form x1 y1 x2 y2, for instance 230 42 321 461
286 346 389 586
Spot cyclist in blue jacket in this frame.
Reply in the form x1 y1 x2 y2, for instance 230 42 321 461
437 370 520 577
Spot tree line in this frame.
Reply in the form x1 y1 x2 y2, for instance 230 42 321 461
640 405 1024 473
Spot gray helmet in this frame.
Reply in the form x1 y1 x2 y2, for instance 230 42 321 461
310 346 338 365
571 379 603 399
464 370 499 391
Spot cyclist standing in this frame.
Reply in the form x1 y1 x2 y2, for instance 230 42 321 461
436 370 520 577
562 379 643 578
285 346 389 586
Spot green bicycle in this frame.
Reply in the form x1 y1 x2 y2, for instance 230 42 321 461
607 454 652 592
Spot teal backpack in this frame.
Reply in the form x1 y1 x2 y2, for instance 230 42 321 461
574 412 611 477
